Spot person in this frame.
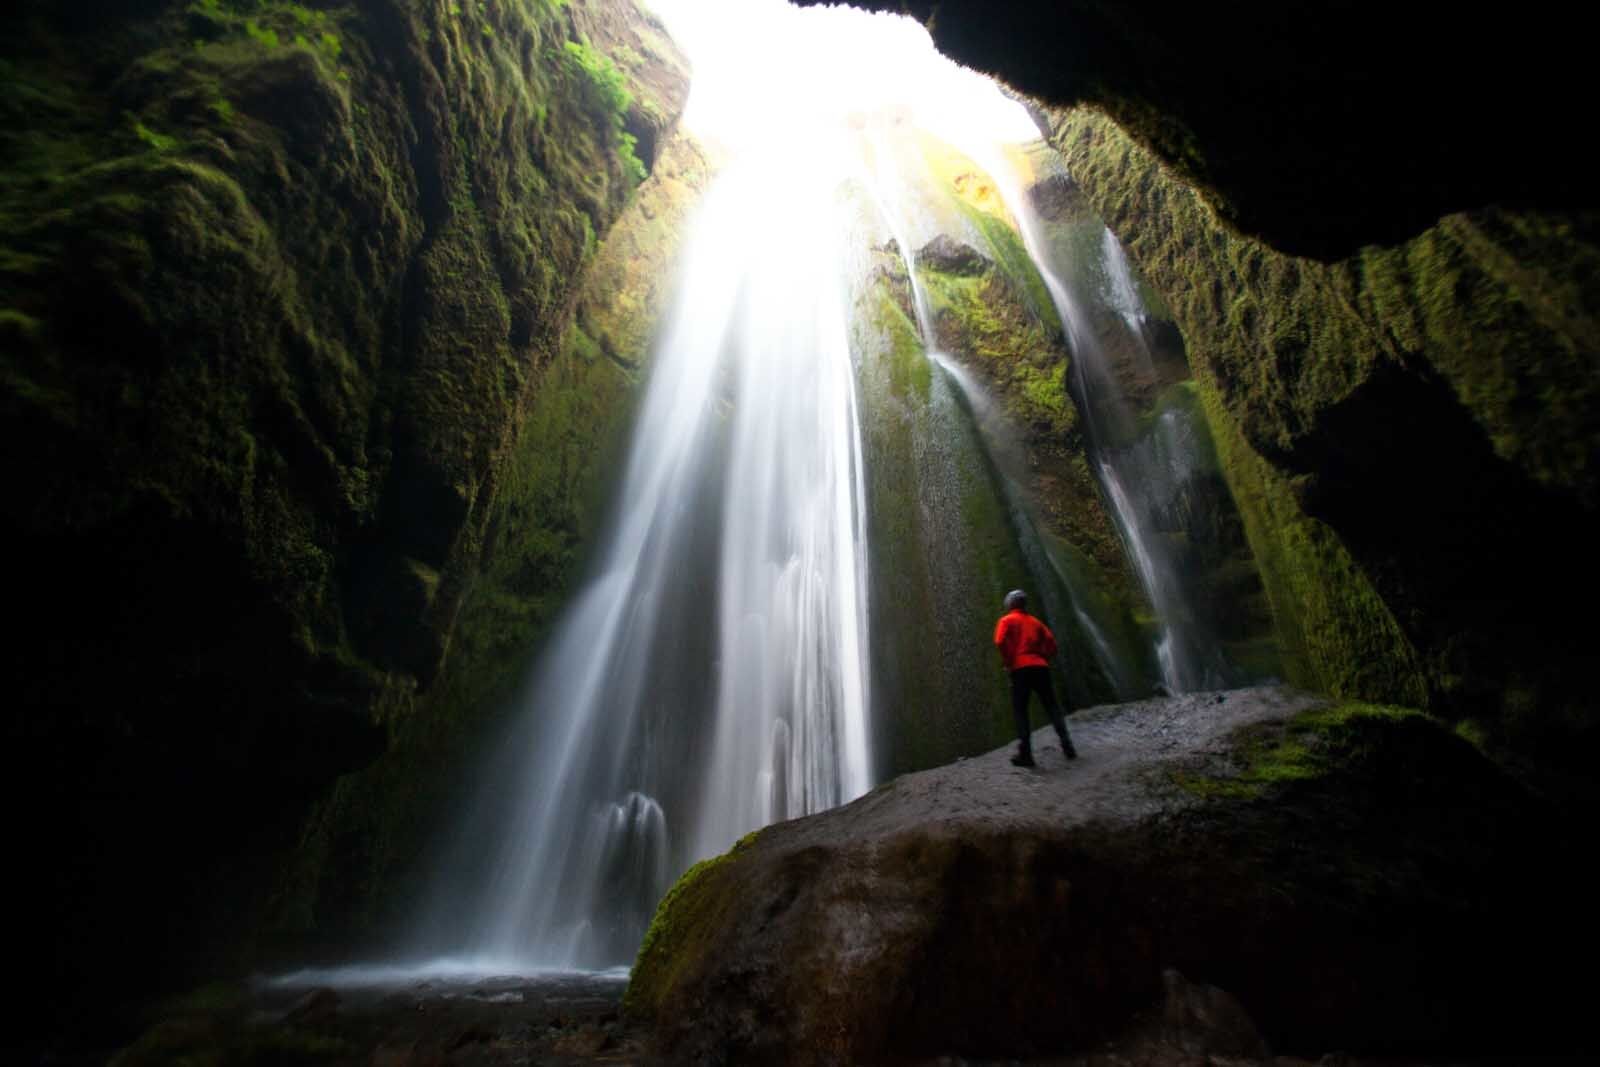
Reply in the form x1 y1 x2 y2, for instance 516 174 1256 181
994 589 1076 767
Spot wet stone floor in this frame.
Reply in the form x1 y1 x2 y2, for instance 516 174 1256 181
111 970 656 1066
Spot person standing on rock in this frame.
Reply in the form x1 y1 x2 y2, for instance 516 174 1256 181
994 589 1077 767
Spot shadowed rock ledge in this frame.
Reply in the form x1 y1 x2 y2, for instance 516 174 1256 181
627 688 1589 1063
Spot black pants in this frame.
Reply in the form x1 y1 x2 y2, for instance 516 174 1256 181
1010 666 1071 755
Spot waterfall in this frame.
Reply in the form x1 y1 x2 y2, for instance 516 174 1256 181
1101 226 1148 337
687 149 874 861
940 141 1231 693
412 148 873 970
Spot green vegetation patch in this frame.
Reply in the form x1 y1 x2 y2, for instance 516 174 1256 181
919 266 1073 438
187 1 348 66
563 39 646 185
1171 701 1424 801
961 203 1062 338
625 829 761 1020
1196 370 1426 704
1049 108 1432 705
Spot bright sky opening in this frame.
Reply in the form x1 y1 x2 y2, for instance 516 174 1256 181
645 0 1042 154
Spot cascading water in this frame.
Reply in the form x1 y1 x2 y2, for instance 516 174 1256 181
956 145 1235 693
402 0 1133 973
1101 226 1151 340
686 149 875 861
860 132 1137 701
410 148 876 970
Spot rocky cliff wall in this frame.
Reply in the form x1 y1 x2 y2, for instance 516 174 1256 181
799 0 1598 768
1 0 690 1015
1049 110 1597 755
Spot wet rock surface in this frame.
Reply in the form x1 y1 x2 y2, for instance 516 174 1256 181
108 972 657 1067
916 233 991 276
629 687 1592 1064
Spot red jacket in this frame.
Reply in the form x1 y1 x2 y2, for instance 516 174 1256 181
994 609 1056 671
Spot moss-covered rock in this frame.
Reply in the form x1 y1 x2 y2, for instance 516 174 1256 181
854 255 1040 769
627 687 1593 1061
0 0 689 1022
911 233 1152 689
1049 108 1597 755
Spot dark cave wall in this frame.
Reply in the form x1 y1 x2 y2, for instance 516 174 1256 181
801 0 1590 261
1 0 688 1010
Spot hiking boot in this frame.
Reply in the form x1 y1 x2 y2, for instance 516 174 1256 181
1011 750 1036 768
1058 734 1078 760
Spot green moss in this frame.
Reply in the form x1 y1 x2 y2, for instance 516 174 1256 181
1196 373 1426 703
131 119 178 153
1454 717 1491 754
0 308 43 339
919 267 1073 438
1049 109 1450 708
1172 700 1424 800
626 829 760 1019
872 282 933 399
1016 362 1068 420
1359 212 1598 500
563 39 646 186
244 20 280 49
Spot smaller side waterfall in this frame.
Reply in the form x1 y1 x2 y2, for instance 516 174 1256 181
859 130 1138 703
948 140 1235 694
1101 226 1149 337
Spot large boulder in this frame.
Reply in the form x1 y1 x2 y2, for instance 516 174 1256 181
627 688 1589 1062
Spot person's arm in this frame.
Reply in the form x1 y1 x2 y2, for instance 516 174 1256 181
994 616 1011 663
1040 621 1058 660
